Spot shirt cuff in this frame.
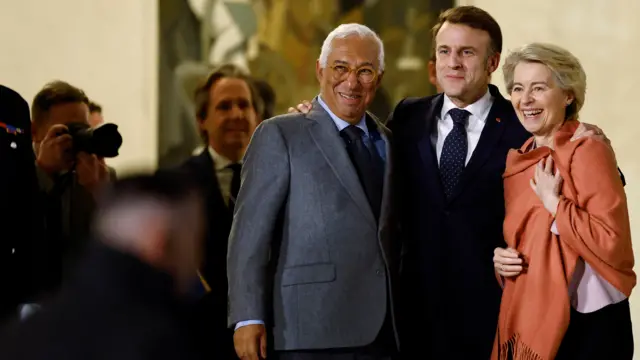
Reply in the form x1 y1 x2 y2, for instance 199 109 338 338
234 320 264 331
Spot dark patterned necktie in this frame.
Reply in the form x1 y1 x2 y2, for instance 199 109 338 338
228 163 241 211
440 108 470 198
340 125 384 220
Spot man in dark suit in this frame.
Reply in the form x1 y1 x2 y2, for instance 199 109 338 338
386 6 613 359
0 85 42 322
228 23 400 360
178 63 263 359
0 171 206 360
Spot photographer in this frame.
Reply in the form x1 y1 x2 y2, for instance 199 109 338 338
31 81 116 295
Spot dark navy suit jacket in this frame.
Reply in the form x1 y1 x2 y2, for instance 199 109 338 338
387 84 530 359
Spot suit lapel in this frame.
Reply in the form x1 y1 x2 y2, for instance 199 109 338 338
194 150 229 216
417 94 447 206
306 100 377 227
372 115 395 255
451 86 509 201
367 111 390 222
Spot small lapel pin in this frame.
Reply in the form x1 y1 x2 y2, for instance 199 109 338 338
495 117 501 123
0 121 24 134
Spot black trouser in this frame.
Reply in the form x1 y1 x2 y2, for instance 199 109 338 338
555 299 633 360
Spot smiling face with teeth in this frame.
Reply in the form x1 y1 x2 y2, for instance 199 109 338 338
510 61 574 145
316 35 383 124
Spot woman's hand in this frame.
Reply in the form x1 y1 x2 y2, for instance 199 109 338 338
530 156 563 216
494 247 523 277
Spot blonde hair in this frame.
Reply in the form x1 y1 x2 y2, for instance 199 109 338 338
503 43 586 120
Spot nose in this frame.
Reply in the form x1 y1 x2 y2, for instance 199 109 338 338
447 52 462 69
229 104 244 119
521 89 534 105
345 70 360 89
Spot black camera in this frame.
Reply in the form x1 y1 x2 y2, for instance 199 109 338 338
66 122 123 158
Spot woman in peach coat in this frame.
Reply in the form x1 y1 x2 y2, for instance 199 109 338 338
492 43 635 360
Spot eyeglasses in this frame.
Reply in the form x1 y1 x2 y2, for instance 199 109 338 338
328 64 378 84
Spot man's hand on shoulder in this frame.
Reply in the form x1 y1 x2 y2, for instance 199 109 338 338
287 100 312 114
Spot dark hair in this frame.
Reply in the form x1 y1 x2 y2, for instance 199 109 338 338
253 78 276 120
194 64 264 143
31 81 89 127
88 101 102 114
97 170 200 213
432 6 503 56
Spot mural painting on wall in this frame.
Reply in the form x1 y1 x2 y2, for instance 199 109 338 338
158 0 454 167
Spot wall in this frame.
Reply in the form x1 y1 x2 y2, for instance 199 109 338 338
0 0 158 174
458 0 640 354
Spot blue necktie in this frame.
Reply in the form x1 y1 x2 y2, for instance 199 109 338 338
340 125 384 220
440 108 470 198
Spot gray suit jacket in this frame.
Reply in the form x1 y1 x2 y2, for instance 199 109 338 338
227 100 401 351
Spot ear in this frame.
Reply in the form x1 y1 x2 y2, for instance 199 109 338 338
375 71 384 89
565 92 575 106
31 124 39 142
487 52 501 74
316 60 324 83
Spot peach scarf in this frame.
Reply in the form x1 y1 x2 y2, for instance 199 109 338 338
492 120 635 360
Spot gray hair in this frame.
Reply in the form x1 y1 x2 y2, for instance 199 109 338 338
503 43 586 120
319 23 385 72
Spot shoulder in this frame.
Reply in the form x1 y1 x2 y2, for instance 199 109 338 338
262 112 309 127
490 97 530 146
255 112 312 138
386 95 439 130
569 136 616 166
394 95 437 113
176 151 206 171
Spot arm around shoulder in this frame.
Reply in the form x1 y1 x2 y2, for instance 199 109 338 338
555 138 632 269
227 121 291 327
384 98 406 130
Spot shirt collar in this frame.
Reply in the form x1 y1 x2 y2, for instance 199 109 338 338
440 88 493 122
317 95 369 135
208 146 239 171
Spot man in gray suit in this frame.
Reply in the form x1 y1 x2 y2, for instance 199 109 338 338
227 23 400 360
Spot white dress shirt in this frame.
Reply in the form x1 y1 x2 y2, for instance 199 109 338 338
207 146 240 206
431 89 493 165
551 221 627 313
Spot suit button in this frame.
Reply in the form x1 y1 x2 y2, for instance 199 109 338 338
376 269 383 276
11 248 15 254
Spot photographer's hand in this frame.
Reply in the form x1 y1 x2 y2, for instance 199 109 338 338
36 124 74 176
76 152 110 198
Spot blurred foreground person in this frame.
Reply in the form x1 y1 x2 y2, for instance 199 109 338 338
0 171 206 360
